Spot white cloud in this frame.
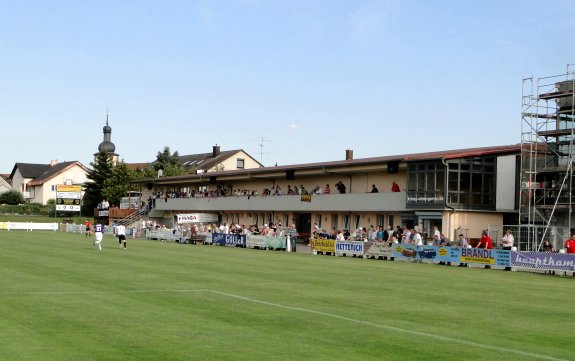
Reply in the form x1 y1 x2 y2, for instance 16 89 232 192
287 123 299 131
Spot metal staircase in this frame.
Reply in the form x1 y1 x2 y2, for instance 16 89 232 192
116 208 148 227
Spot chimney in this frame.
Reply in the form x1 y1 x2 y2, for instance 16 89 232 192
50 159 58 166
212 144 221 158
345 149 353 160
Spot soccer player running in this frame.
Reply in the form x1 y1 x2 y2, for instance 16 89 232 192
116 224 127 249
93 222 104 251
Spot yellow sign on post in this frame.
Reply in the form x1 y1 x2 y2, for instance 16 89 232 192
56 185 82 212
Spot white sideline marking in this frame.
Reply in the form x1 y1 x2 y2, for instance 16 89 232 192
206 289 568 361
2 288 567 361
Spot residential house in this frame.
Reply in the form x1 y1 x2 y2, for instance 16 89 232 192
9 161 89 204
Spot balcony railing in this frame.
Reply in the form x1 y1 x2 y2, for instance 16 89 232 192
153 192 407 212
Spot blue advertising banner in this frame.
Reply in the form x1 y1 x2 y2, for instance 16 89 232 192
511 251 575 271
335 241 364 257
391 245 510 266
212 233 246 247
392 245 458 263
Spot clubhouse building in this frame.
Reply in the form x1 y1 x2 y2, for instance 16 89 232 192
134 144 521 243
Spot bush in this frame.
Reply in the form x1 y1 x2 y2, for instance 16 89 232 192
0 190 25 205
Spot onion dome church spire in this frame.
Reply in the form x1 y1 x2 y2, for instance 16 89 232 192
95 112 119 163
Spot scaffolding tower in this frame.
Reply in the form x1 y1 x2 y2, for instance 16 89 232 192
520 65 575 250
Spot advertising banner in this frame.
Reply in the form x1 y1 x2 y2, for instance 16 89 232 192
335 241 365 257
212 233 246 247
393 245 460 264
364 242 394 259
56 185 82 212
311 238 336 254
177 213 219 224
511 251 575 271
460 248 510 267
246 234 287 250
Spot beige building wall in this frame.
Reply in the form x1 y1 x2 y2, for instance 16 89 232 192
207 151 261 172
449 212 503 240
29 165 88 204
10 169 29 193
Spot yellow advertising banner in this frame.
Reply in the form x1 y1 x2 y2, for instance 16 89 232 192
0 222 9 230
56 185 82 193
311 238 336 253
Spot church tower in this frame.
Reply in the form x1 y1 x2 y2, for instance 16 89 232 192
95 113 119 164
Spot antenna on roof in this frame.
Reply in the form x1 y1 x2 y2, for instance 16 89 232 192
254 137 270 165
106 108 109 126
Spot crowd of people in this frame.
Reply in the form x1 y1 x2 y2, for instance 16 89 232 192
147 181 401 203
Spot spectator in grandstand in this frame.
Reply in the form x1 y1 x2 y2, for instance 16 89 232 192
300 185 309 195
324 184 331 194
336 230 345 241
564 234 575 254
501 230 514 250
286 185 294 195
370 184 379 193
542 240 555 252
293 185 300 195
391 181 400 192
335 181 346 194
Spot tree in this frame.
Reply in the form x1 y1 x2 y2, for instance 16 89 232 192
0 190 25 205
103 161 133 207
154 146 186 177
83 151 114 215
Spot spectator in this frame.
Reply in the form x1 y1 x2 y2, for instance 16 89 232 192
391 181 400 192
402 227 412 244
477 230 493 269
542 240 555 252
412 229 423 247
476 230 493 249
501 230 514 250
324 184 331 194
439 234 451 246
370 184 379 193
564 234 575 254
456 234 468 267
375 226 384 241
335 181 346 194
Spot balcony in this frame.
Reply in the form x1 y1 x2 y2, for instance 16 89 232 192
154 192 407 213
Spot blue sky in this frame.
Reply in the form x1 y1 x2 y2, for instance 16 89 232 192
1 0 574 173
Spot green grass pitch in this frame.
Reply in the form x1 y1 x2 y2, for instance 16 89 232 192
0 231 573 361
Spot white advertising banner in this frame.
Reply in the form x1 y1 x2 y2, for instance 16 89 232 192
177 213 219 224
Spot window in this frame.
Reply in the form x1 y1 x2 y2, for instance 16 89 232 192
237 158 245 169
446 157 496 210
406 161 446 208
